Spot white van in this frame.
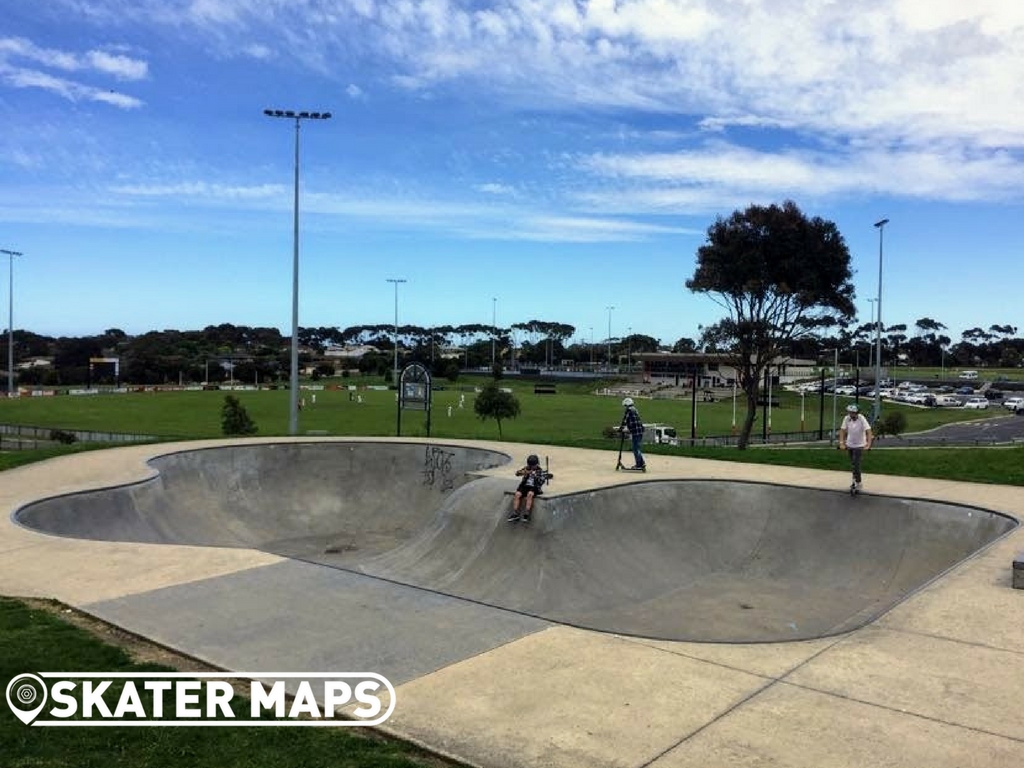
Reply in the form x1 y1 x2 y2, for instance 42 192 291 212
643 423 680 446
958 370 978 380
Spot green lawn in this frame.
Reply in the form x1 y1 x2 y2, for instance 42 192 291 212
3 376 1023 485
0 598 458 768
0 378 998 443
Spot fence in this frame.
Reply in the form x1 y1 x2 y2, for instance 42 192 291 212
0 423 156 451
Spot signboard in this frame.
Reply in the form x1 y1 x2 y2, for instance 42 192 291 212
397 363 432 436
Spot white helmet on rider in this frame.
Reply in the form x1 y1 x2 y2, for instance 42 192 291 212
622 397 634 407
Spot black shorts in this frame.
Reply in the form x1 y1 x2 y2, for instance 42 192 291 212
516 482 541 496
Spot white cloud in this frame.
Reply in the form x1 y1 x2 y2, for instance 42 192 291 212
110 181 284 199
86 49 148 80
576 140 1024 212
345 83 365 99
475 182 515 196
0 36 146 108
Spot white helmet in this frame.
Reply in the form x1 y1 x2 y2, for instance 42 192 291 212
846 403 859 413
622 397 634 407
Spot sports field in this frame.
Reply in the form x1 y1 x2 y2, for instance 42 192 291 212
2 376 1023 486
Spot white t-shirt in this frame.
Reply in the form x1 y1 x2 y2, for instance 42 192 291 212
841 414 871 448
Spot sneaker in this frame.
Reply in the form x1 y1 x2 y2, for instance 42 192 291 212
521 513 532 523
506 512 521 522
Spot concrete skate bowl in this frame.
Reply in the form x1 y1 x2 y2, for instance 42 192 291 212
15 443 1018 643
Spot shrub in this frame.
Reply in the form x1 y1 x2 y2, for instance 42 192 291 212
221 395 258 436
874 411 907 439
49 429 77 444
474 381 520 438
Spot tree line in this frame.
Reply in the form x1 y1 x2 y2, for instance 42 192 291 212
3 312 1020 392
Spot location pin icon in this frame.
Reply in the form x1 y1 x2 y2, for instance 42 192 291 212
6 673 48 725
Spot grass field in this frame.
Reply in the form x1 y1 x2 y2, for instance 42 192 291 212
2 376 1023 485
0 377 999 442
0 597 459 768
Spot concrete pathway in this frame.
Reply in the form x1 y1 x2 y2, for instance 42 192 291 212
2 436 1023 767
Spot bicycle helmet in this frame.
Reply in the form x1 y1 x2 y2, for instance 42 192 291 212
622 397 634 407
527 454 540 466
846 403 859 413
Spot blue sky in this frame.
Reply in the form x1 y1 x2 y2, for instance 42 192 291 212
2 0 1023 348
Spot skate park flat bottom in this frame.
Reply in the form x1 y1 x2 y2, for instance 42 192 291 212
16 441 1017 643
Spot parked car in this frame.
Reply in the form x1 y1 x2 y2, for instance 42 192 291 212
963 397 989 409
934 395 961 407
956 386 974 395
1003 397 1024 411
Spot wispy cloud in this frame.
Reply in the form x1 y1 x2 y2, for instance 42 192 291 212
0 36 146 108
578 140 1024 211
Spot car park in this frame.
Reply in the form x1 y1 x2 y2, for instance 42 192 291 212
963 397 989 409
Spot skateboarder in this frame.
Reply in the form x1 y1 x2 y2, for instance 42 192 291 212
621 397 646 471
508 454 546 522
839 403 872 492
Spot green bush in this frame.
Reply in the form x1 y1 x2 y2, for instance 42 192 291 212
49 428 77 444
221 395 258 436
874 411 907 438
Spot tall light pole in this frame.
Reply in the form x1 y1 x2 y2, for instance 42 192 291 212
606 305 614 369
589 327 594 366
387 278 406 385
867 297 878 371
263 107 332 435
491 297 497 369
873 218 889 424
1 249 22 397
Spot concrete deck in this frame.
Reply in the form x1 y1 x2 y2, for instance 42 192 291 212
2 436 1023 767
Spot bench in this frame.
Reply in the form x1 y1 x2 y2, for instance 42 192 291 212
534 383 557 395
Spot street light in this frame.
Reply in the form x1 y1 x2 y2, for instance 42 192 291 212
606 305 614 369
491 297 497 369
263 107 332 435
387 278 407 385
867 297 878 371
1 248 22 397
873 218 889 424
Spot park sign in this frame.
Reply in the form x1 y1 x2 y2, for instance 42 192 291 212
397 363 432 436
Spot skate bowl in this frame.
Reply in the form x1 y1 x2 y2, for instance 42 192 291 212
15 441 1018 643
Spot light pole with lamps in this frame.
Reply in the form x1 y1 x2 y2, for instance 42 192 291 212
872 218 889 424
1 248 21 397
605 305 614 369
387 278 406 384
867 297 878 371
491 297 497 370
263 107 332 435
